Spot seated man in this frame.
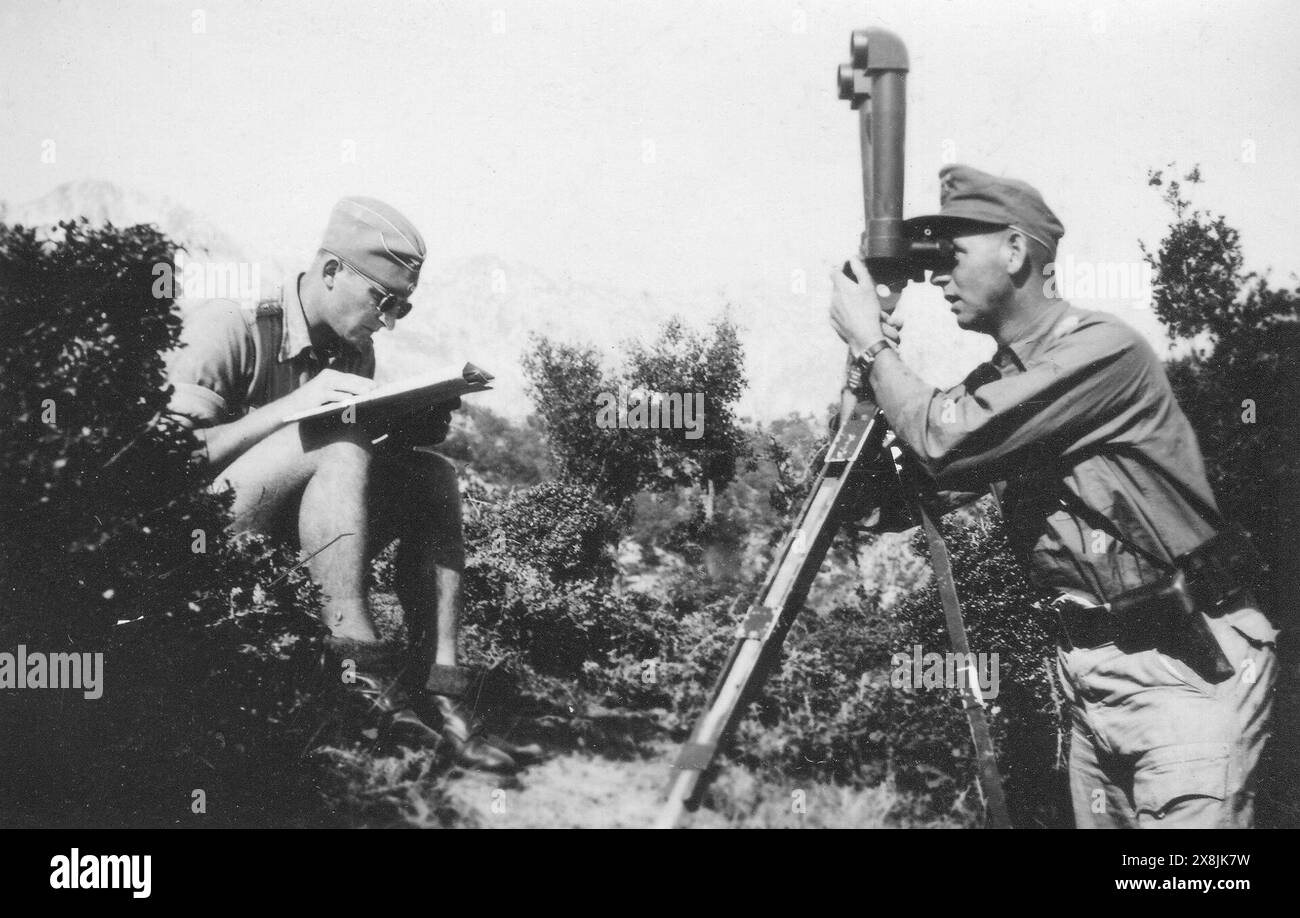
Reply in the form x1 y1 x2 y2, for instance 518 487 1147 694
166 196 520 772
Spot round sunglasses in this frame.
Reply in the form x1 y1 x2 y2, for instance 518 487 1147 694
328 252 413 320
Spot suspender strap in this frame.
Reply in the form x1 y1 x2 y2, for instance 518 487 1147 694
246 303 282 410
1055 483 1176 574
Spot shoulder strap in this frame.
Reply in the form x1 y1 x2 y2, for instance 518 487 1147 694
246 301 284 409
1055 482 1175 573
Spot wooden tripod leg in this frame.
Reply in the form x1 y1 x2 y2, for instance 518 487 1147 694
914 499 1012 829
656 403 887 828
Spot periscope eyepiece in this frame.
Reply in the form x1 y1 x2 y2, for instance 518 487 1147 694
838 29 952 288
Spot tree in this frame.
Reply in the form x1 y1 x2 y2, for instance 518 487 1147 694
622 316 753 522
1141 167 1300 829
1139 166 1252 346
0 220 332 827
1140 166 1300 618
522 314 755 514
437 403 551 488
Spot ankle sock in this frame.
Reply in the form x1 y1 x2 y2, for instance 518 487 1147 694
325 637 402 674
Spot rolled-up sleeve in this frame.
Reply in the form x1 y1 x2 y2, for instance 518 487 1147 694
883 317 1148 490
164 300 251 428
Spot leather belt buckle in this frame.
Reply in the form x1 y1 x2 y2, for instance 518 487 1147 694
1053 605 1077 650
1049 592 1111 650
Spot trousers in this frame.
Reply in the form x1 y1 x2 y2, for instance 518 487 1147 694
1056 594 1278 828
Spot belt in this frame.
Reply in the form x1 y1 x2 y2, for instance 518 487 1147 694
1045 525 1262 685
1048 594 1123 650
1048 584 1247 652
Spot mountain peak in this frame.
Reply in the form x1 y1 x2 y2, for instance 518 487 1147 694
2 179 284 290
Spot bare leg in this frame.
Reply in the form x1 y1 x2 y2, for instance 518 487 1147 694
217 420 378 642
298 431 375 641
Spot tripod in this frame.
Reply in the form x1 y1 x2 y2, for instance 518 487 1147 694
655 26 1009 829
655 380 1010 829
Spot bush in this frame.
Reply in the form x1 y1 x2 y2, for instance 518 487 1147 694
658 501 1064 825
1143 168 1300 828
886 507 1064 826
0 220 336 827
459 478 677 718
1143 167 1300 620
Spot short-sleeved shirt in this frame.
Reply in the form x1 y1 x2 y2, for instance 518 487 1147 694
881 299 1219 604
165 271 375 429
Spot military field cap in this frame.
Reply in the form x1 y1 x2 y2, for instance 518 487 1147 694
902 164 1064 256
320 196 426 296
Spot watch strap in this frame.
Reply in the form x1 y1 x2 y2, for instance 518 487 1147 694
855 337 894 367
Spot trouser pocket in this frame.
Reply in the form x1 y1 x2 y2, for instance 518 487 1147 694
1133 742 1230 828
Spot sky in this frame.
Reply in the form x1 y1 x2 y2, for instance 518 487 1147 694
3 0 1298 399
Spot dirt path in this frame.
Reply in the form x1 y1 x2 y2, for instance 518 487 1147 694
440 741 945 828
444 743 734 828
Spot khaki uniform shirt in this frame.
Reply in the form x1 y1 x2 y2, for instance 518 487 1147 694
886 300 1219 603
166 272 375 429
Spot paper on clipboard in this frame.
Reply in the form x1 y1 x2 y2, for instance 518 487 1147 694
282 362 494 424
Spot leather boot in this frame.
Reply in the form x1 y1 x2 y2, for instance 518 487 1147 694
328 638 443 750
419 664 521 774
349 671 445 750
432 694 519 773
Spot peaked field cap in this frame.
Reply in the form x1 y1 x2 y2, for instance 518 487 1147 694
320 196 426 295
902 164 1064 255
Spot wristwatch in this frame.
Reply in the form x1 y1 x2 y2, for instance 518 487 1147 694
853 337 894 372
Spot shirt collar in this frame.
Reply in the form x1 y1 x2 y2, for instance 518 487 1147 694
279 271 316 363
993 299 1072 371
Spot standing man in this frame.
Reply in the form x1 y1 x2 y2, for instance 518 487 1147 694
829 165 1278 828
166 196 520 772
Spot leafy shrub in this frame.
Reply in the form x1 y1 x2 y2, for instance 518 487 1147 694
1143 168 1300 828
438 404 551 488
0 220 336 827
521 317 754 511
471 479 621 584
657 502 1063 825
1143 167 1300 617
458 478 676 717
885 507 1063 826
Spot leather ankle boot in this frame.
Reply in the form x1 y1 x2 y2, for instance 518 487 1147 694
327 639 445 750
418 663 523 773
431 693 518 773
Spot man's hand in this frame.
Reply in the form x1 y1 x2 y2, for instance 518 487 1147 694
830 256 902 355
284 369 377 417
385 397 462 449
881 305 903 346
193 369 376 471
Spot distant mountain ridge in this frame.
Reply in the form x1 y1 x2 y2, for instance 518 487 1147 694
4 180 276 270
3 180 991 422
